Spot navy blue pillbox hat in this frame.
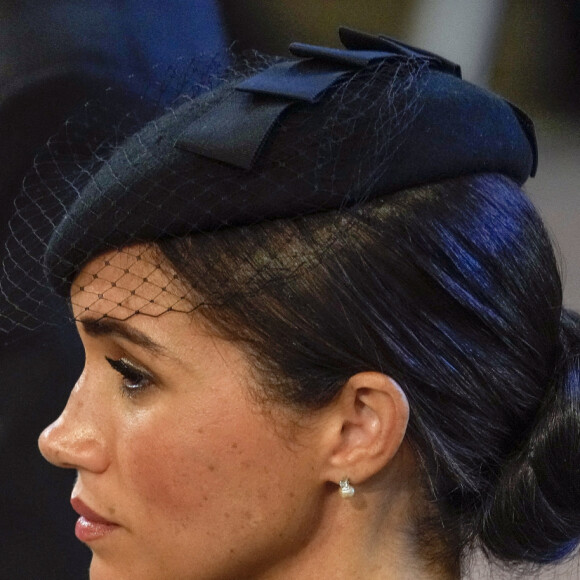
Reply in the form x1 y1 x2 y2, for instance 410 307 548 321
45 27 537 295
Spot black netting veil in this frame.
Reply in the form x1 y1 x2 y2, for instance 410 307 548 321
0 50 263 332
0 29 537 335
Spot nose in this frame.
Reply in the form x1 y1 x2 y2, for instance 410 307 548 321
38 371 109 473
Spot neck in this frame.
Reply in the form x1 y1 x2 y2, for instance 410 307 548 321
255 451 458 580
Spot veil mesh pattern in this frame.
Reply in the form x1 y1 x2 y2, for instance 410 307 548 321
0 53 428 334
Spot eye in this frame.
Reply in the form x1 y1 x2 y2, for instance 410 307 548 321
105 357 154 398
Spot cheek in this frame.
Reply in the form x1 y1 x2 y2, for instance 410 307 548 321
108 399 323 578
117 402 296 537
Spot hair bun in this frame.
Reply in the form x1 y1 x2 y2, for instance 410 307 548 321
479 309 580 563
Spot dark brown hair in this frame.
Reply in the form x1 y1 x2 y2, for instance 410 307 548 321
158 172 580 570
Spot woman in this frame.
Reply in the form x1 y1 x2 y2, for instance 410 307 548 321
5 28 579 579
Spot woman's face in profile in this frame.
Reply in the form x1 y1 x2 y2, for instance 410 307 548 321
38 248 325 580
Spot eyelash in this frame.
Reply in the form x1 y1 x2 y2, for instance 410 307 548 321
105 357 153 398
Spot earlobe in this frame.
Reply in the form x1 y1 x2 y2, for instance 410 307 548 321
324 372 410 486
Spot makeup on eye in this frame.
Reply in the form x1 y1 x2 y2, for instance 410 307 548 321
105 356 154 396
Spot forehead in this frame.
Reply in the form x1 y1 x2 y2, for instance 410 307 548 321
70 244 193 321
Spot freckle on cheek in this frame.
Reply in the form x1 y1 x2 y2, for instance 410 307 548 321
208 464 215 472
231 442 238 449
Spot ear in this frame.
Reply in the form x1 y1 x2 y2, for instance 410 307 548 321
321 372 409 487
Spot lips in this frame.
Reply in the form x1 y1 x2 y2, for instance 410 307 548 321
71 496 120 542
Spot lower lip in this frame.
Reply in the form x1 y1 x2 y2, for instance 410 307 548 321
75 516 119 542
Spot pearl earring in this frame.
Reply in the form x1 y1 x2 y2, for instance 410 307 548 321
339 478 355 498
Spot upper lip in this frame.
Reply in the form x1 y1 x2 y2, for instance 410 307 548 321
71 496 117 525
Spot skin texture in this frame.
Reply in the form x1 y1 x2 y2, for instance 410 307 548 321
39 246 444 580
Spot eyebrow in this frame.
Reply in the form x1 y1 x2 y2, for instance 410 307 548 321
79 317 169 357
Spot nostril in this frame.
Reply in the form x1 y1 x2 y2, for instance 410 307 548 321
37 413 109 473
